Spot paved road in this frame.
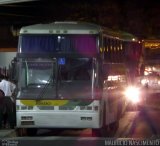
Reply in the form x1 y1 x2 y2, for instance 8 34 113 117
116 93 160 138
115 110 160 138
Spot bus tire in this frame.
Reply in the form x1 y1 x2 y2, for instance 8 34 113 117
26 128 37 136
109 121 119 135
16 128 26 137
92 125 110 137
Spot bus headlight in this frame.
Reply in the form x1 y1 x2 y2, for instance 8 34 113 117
124 86 140 103
16 105 33 110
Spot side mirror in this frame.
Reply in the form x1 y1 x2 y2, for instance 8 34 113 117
9 57 18 83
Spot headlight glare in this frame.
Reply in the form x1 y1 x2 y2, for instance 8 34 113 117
125 86 140 103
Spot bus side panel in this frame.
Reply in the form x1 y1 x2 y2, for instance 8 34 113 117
102 84 126 126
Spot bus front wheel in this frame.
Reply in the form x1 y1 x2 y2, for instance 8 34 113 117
16 128 26 137
26 128 37 136
109 121 119 135
92 125 110 137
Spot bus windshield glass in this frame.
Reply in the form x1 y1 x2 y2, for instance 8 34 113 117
58 58 92 81
20 59 55 88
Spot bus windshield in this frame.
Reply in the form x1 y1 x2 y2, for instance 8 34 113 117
18 58 93 99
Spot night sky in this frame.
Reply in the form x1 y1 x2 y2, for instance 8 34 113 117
0 0 160 39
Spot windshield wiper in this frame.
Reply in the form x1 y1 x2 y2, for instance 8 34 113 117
36 75 54 100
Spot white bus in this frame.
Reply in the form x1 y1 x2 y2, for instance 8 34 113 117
12 21 141 136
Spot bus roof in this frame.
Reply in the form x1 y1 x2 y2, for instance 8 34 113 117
20 21 101 35
19 21 138 42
